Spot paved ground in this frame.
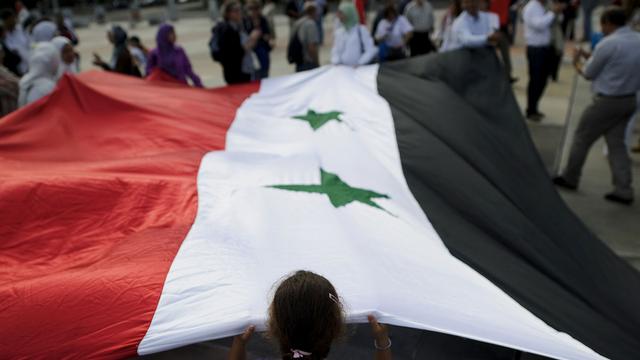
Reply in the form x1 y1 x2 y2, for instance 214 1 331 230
67 5 639 359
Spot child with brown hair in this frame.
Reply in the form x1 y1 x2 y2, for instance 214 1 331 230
228 270 392 360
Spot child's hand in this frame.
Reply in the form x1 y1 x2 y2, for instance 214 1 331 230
228 325 255 360
368 315 390 348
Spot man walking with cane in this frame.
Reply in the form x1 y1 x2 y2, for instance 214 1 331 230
553 7 640 205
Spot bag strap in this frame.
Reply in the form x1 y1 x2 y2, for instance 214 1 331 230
357 26 364 54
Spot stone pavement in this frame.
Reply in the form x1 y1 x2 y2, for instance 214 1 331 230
67 5 639 359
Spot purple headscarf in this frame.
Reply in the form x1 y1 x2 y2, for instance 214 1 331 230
156 24 178 77
148 23 203 87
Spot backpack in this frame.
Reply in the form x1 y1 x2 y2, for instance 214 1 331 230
287 26 304 64
209 23 224 62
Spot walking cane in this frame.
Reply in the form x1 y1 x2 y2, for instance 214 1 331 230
552 66 579 176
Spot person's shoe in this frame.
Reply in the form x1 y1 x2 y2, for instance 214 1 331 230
604 193 634 205
526 111 545 122
552 176 578 190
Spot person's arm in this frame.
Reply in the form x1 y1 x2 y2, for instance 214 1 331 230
331 29 345 64
375 20 390 42
306 21 321 64
359 26 379 65
524 3 555 30
581 43 611 81
489 13 500 31
403 3 412 18
227 325 255 360
308 42 319 64
368 315 391 360
92 52 112 71
179 48 203 88
400 17 413 45
261 18 272 44
146 50 158 76
455 21 491 47
243 29 262 52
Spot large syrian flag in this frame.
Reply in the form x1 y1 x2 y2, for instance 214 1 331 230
1 49 639 360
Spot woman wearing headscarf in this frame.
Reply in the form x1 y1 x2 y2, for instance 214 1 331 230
146 24 203 87
92 25 141 77
331 1 377 66
30 19 58 43
52 36 79 77
18 42 60 107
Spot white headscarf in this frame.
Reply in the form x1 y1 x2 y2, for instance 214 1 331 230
31 21 59 43
18 42 61 107
51 36 78 77
51 36 71 51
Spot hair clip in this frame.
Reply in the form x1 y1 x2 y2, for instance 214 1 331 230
291 349 312 358
329 293 339 304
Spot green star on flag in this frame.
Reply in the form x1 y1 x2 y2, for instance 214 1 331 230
292 110 344 131
269 169 393 215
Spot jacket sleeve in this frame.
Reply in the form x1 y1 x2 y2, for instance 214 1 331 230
358 26 379 65
453 18 488 48
523 4 555 31
180 48 203 88
146 50 158 76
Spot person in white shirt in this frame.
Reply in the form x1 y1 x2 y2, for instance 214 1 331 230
403 0 436 55
18 42 60 107
1 9 30 76
375 5 414 61
553 7 640 205
447 0 501 50
437 0 463 51
522 0 564 121
331 1 377 66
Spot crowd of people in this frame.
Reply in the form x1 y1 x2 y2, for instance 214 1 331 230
1 0 640 204
1 3 81 115
0 1 639 357
0 1 208 115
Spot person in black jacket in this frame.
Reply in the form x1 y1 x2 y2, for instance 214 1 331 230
0 24 22 77
92 26 141 77
218 1 261 84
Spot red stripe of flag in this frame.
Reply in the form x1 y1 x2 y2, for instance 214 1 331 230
0 72 258 358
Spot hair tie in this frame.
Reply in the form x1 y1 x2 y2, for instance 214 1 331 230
290 349 312 358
